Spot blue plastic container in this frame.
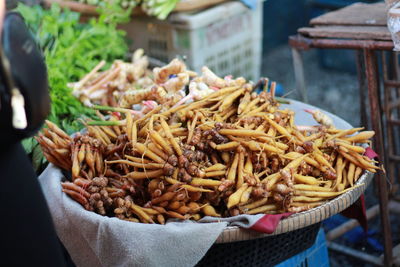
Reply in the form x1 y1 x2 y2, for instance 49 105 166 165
275 228 330 267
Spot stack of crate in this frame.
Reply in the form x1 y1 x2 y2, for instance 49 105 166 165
120 1 263 81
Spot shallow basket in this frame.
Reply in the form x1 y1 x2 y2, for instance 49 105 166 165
216 170 373 244
196 170 374 266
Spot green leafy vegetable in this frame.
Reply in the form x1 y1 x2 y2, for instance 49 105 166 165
32 143 46 173
75 0 138 9
18 2 130 133
17 2 131 172
21 137 35 154
67 0 178 19
142 0 180 20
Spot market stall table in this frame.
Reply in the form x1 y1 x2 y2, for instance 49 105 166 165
289 2 397 266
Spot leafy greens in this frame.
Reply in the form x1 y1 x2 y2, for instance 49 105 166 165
16 2 131 172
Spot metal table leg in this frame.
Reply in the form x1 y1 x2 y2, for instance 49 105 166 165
356 50 368 128
364 48 393 267
382 51 399 196
291 47 308 102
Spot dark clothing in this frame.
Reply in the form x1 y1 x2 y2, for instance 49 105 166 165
0 142 66 266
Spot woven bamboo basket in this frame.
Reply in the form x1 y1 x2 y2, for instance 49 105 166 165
215 170 374 244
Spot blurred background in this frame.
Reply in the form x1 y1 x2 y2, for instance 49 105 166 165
262 0 378 128
263 1 397 266
9 0 381 127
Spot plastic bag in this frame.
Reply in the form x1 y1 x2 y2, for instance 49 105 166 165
386 0 400 51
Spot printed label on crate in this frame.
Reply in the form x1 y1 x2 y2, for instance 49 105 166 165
170 4 261 81
205 13 252 46
176 12 252 50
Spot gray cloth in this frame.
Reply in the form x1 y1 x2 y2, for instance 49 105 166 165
200 213 264 226
39 165 228 267
38 100 352 267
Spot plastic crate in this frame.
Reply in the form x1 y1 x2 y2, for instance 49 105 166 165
275 228 329 267
195 223 321 267
120 1 263 81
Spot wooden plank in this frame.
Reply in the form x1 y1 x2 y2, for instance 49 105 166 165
44 0 99 15
44 0 226 16
310 2 387 26
298 25 392 41
43 0 144 15
174 0 227 12
328 242 383 266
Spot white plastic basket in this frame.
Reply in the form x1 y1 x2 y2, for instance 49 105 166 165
121 1 263 81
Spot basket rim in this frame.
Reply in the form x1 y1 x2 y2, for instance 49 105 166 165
215 170 373 243
54 163 374 244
